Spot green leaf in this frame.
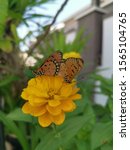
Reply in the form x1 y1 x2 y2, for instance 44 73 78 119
75 139 90 150
24 14 52 20
1 88 14 110
9 0 18 8
0 39 13 52
91 121 113 150
108 97 113 113
24 68 34 78
50 29 87 54
11 24 19 43
0 0 8 38
0 111 29 150
93 75 113 96
8 10 22 21
36 114 93 150
7 108 33 123
0 75 19 87
93 104 106 117
101 144 113 150
66 96 88 117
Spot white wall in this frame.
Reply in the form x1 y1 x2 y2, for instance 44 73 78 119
94 16 113 106
100 16 113 77
66 31 76 43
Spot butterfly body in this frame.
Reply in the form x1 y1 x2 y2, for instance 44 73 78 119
33 51 84 83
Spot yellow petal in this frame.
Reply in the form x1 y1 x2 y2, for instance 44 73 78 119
38 76 49 91
48 99 61 107
52 112 65 125
54 76 64 92
27 86 48 98
22 102 31 114
21 89 29 100
28 78 37 86
28 96 47 106
60 84 72 97
71 88 80 95
46 105 61 116
63 52 81 59
70 81 76 87
47 76 55 90
54 95 63 101
27 77 49 98
29 100 47 107
61 100 76 112
22 102 46 116
38 112 52 127
70 94 82 100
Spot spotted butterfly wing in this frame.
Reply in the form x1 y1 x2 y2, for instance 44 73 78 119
58 57 84 83
33 51 63 76
44 51 63 63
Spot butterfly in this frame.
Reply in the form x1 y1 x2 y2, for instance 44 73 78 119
33 51 63 76
33 51 84 83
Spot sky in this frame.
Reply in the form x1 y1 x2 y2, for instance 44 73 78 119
17 0 91 51
43 0 91 23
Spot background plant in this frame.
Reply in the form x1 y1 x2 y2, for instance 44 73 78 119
0 0 113 150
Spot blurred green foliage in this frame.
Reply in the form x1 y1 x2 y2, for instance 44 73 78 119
0 0 113 150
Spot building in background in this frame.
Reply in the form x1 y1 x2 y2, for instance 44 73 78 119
62 0 113 105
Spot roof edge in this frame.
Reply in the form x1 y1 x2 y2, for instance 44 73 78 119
100 0 113 8
75 6 107 20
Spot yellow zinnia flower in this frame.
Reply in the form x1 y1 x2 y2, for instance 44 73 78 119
21 76 81 127
63 51 81 59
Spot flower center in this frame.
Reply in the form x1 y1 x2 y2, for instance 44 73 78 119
48 89 55 99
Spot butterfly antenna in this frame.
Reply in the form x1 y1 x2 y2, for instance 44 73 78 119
77 75 87 83
76 70 95 83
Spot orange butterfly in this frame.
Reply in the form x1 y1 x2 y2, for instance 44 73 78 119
33 51 62 76
33 51 84 83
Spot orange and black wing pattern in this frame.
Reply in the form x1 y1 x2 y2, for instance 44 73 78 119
33 51 62 76
58 58 84 83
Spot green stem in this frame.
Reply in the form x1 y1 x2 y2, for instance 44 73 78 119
51 124 63 150
51 123 57 133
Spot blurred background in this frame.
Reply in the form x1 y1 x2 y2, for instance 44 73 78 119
0 0 113 150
